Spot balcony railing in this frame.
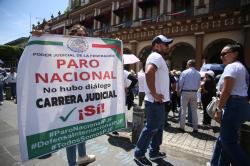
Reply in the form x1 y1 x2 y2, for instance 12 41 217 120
43 1 250 38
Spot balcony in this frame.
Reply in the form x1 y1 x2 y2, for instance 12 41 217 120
94 7 111 23
113 1 132 16
80 15 94 29
113 21 133 29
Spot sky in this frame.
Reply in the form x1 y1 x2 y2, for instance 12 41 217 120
0 0 68 45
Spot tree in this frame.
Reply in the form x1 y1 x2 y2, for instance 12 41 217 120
0 45 23 66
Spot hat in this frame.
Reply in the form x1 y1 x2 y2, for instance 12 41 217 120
176 71 181 75
152 35 173 46
205 70 215 78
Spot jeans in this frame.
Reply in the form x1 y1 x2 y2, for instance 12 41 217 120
134 101 165 157
211 97 250 166
66 142 86 166
9 83 16 98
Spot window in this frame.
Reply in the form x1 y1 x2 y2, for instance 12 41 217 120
214 0 240 10
172 0 191 17
144 6 158 19
198 0 205 6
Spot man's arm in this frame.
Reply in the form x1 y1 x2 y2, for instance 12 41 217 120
177 73 184 96
145 64 164 102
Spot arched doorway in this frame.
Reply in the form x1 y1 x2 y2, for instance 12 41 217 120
204 38 235 64
170 43 195 71
138 46 152 63
138 45 152 70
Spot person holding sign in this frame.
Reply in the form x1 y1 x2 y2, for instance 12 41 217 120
134 35 173 166
32 24 96 166
65 24 96 166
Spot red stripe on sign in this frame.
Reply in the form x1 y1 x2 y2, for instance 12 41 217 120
92 44 122 57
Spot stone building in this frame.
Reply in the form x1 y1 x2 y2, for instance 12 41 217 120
36 0 250 71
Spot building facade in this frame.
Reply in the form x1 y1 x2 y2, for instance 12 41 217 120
36 0 250 71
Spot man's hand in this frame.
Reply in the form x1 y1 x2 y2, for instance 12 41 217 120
152 93 164 103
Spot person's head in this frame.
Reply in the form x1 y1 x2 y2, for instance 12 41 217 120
220 42 244 65
152 35 173 56
69 24 88 36
186 59 196 68
10 67 15 73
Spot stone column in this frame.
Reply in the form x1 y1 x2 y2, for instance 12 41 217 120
166 0 172 20
129 40 138 71
194 32 204 70
132 0 138 21
94 8 98 30
111 1 116 26
244 25 250 68
160 0 165 15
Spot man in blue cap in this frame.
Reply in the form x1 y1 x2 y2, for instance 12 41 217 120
134 35 173 166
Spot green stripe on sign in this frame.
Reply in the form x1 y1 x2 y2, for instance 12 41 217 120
101 38 122 62
26 113 126 159
27 40 63 46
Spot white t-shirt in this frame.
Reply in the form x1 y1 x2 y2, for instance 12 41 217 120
144 52 170 102
137 71 145 93
217 61 248 96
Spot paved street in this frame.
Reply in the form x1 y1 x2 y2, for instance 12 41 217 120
0 99 218 166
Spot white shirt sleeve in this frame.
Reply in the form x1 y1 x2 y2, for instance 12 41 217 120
146 52 162 69
223 64 237 79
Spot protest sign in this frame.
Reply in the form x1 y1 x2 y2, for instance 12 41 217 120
17 34 126 161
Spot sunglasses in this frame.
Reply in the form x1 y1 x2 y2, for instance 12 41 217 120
220 51 233 57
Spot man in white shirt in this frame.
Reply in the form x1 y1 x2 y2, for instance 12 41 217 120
134 35 173 166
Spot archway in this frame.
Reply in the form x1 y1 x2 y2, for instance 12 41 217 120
138 45 152 70
204 38 235 64
138 46 152 63
169 43 195 71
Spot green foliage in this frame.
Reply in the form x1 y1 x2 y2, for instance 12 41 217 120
0 45 23 62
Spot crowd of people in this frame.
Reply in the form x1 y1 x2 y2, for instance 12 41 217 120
132 39 250 165
0 65 17 105
2 24 249 165
123 37 250 166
